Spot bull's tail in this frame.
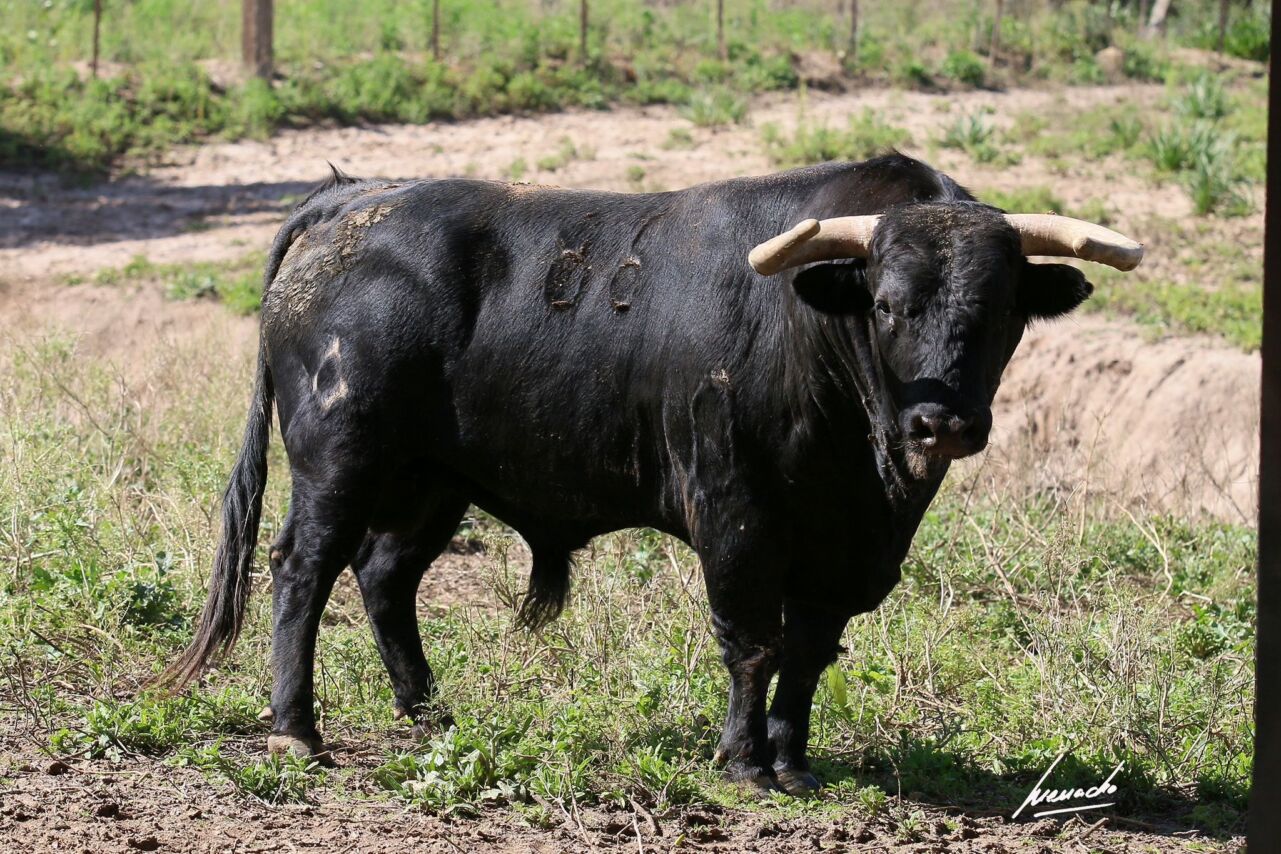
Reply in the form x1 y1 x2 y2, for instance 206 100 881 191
156 344 274 689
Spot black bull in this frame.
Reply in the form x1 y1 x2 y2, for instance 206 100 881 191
162 154 1119 794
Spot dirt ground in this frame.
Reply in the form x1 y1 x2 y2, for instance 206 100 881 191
0 732 1231 854
0 83 1257 851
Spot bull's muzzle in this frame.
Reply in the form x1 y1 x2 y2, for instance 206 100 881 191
900 403 992 460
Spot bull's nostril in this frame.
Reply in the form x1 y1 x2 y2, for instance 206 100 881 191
907 413 938 442
908 413 945 447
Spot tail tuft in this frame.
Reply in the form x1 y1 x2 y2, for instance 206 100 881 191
154 349 273 690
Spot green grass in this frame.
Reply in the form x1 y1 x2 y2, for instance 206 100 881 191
0 0 1254 172
937 111 1014 165
761 109 912 167
76 253 266 315
535 136 595 172
1087 267 1262 351
1004 74 1261 218
681 89 749 128
980 186 1066 215
0 323 1254 830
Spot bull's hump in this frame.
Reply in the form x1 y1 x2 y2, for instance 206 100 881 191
263 185 409 328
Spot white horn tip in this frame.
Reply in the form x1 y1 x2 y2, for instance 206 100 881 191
1078 236 1145 271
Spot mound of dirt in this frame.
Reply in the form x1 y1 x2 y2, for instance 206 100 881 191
980 316 1259 524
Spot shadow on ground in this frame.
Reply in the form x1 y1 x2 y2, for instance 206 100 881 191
0 171 317 249
811 738 1245 842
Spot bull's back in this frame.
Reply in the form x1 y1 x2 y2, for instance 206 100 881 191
260 176 786 530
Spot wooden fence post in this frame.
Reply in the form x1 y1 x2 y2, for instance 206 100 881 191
990 0 1004 65
580 0 589 65
91 0 102 79
242 0 273 79
717 0 726 61
431 0 441 61
848 0 859 68
1218 0 1231 54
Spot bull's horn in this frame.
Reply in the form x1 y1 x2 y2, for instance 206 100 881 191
748 216 879 276
749 213 1144 276
1005 214 1143 271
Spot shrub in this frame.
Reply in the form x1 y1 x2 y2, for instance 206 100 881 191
892 58 933 87
941 50 986 87
1193 7 1272 61
1120 40 1168 82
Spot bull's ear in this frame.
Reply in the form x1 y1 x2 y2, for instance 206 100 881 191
1019 261 1093 320
791 261 872 315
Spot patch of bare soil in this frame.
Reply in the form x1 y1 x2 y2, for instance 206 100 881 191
0 277 257 376
0 736 1239 853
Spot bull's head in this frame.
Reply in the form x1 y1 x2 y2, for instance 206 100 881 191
749 203 1143 478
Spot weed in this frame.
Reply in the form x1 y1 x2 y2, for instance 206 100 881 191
506 158 528 182
1086 269 1261 350
938 112 1006 164
1184 152 1252 217
373 720 533 814
176 745 326 803
892 58 933 88
1177 73 1230 121
535 136 593 172
662 128 697 150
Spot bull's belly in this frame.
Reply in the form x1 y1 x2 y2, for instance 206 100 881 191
436 427 677 535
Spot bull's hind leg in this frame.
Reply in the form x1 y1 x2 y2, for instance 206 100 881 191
767 602 849 795
351 497 468 736
266 476 372 762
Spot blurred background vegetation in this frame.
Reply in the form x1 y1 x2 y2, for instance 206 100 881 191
0 0 1271 172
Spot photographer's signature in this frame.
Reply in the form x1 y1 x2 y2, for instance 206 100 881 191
1012 752 1124 819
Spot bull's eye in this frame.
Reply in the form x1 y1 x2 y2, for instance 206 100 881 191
875 300 891 315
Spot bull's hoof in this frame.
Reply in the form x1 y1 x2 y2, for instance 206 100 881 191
394 700 455 740
257 706 275 723
409 713 456 741
723 762 784 798
730 771 785 798
775 767 821 797
266 733 334 767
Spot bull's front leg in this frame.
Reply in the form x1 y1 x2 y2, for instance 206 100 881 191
700 544 784 794
767 601 849 795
